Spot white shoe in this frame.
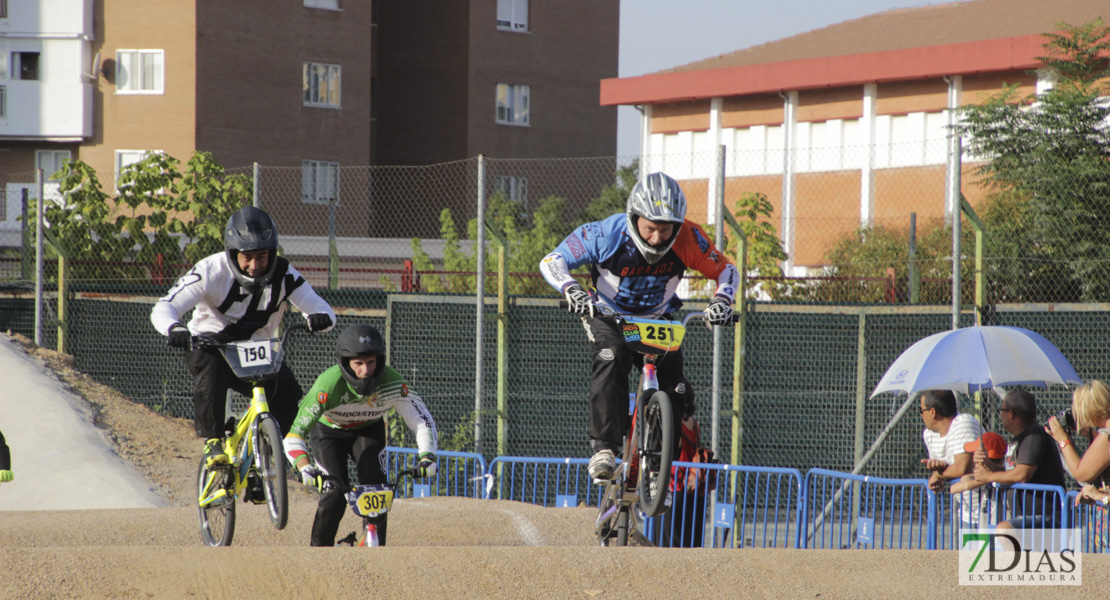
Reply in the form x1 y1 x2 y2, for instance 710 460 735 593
588 449 616 482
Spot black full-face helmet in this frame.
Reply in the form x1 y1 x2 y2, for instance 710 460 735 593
337 324 386 396
224 206 279 295
625 172 687 264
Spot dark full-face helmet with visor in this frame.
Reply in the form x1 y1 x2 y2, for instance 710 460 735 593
336 324 387 396
224 206 279 295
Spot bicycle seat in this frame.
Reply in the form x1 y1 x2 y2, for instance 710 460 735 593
617 316 686 355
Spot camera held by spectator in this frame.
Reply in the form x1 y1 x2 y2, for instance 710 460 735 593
1056 408 1077 432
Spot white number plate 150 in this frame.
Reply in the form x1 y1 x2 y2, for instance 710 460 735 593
238 341 272 367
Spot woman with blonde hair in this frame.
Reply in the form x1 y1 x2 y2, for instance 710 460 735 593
1047 380 1110 504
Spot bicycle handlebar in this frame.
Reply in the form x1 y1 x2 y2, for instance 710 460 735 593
191 321 310 350
556 300 738 326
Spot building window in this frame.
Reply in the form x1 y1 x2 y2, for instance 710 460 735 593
494 175 528 206
116 50 164 93
496 0 528 31
36 150 72 180
114 150 159 191
0 0 8 19
496 83 529 126
303 63 341 108
0 86 5 119
302 160 340 205
14 52 40 80
304 0 338 8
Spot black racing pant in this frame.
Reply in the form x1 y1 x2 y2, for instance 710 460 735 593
582 314 692 454
309 419 388 547
184 346 302 439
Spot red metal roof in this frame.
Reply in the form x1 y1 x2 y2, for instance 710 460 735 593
602 0 1108 106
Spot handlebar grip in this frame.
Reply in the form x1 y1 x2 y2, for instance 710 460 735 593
558 300 569 309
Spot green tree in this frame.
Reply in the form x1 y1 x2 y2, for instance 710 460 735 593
30 151 252 285
956 19 1110 302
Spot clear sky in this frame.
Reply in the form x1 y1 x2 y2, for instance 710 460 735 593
616 0 960 157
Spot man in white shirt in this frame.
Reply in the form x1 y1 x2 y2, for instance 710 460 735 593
920 389 982 491
920 389 983 528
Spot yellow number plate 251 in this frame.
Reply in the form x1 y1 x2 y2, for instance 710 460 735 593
621 318 686 353
355 489 394 517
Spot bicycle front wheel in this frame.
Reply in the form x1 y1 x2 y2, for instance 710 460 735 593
256 416 288 530
636 390 674 518
196 457 236 546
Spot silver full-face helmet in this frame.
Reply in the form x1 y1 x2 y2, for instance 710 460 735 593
625 172 687 264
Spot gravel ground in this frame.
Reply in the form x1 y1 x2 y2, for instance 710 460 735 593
1 333 1107 599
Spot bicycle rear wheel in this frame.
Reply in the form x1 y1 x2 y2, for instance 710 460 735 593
256 416 288 530
636 390 674 518
196 458 236 546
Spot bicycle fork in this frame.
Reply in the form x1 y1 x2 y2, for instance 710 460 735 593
199 386 268 505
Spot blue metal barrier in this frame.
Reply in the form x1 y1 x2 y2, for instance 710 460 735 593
802 469 932 550
485 456 603 507
646 463 804 549
387 447 487 498
1068 490 1110 554
935 481 1069 550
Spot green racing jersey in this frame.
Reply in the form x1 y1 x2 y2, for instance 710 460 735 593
283 365 437 463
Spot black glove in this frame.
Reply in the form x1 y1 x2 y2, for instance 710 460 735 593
704 297 733 326
307 313 332 332
564 284 593 317
414 453 437 479
167 323 191 349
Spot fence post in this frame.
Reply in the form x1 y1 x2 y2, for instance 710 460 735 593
908 213 919 303
485 222 510 459
927 488 937 550
711 145 726 454
475 155 486 455
328 197 339 290
34 169 44 347
20 188 30 280
960 194 986 419
853 312 867 469
57 253 67 354
951 138 962 330
721 208 747 470
252 162 260 208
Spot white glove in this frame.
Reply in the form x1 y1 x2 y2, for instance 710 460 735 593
704 297 734 326
300 464 330 493
564 284 594 317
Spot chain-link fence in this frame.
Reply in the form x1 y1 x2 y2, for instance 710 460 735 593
3 138 1109 479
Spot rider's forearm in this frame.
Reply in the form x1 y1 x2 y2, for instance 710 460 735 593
540 252 576 293
714 264 739 303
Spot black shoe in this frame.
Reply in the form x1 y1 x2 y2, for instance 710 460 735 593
245 469 266 505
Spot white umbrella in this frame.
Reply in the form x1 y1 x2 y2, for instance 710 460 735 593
871 325 1082 397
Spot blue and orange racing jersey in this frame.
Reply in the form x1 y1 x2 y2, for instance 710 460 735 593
541 214 738 317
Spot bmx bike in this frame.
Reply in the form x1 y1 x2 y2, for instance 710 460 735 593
334 468 418 547
194 323 307 546
562 301 713 546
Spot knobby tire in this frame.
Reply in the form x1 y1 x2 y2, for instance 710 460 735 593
257 416 288 530
196 458 236 546
636 390 674 518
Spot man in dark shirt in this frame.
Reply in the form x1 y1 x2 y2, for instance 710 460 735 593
973 390 1066 529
